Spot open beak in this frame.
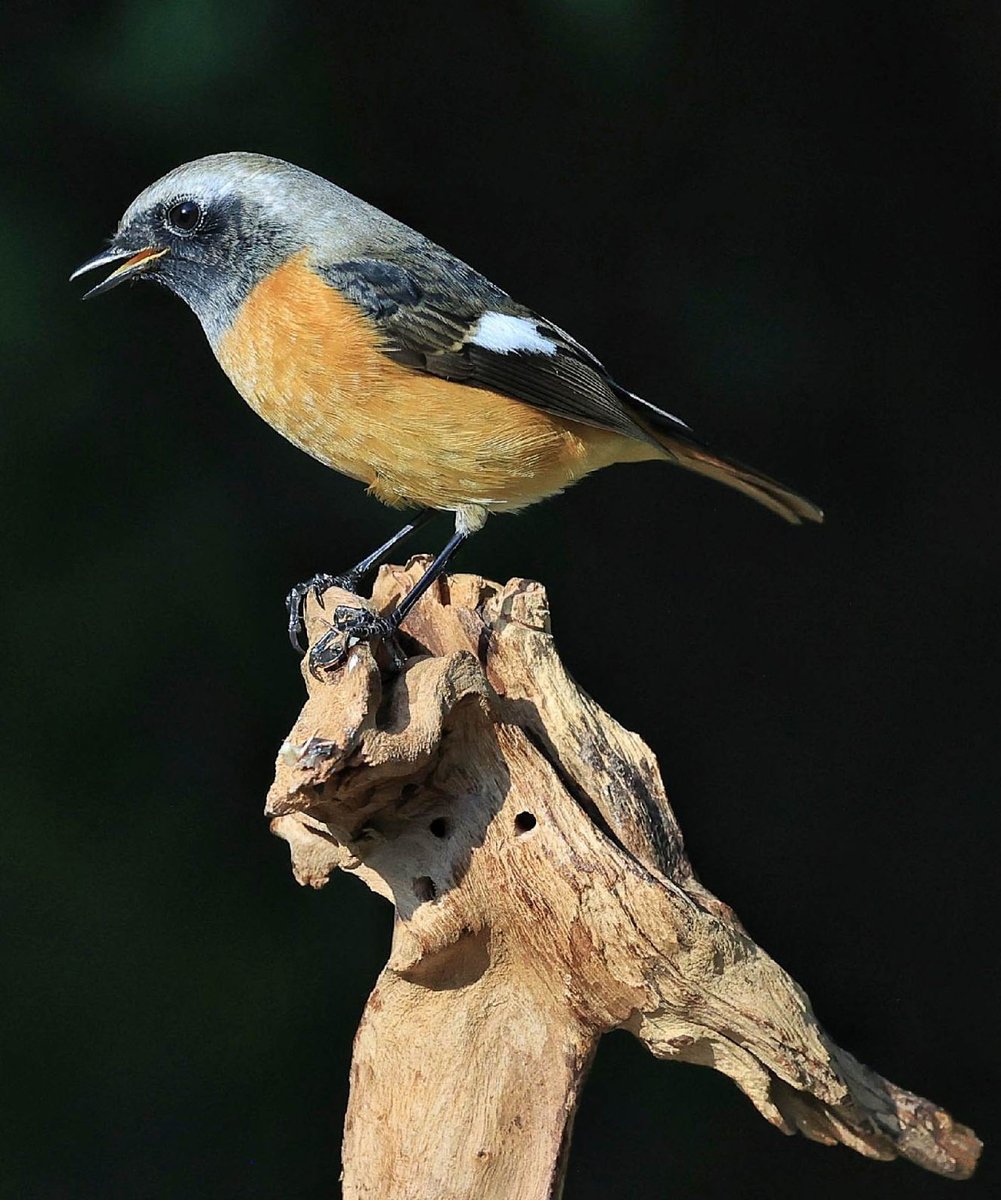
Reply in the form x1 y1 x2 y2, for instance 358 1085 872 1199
70 245 170 299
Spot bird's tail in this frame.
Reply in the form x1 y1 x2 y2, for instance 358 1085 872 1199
654 433 824 525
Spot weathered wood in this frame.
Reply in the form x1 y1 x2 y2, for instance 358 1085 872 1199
267 560 981 1198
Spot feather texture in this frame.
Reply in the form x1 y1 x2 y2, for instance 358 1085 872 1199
315 252 692 444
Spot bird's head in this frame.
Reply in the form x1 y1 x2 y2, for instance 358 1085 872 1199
70 152 387 340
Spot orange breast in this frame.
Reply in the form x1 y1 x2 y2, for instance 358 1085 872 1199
215 252 647 512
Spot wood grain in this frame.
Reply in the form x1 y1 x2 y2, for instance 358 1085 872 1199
266 561 980 1198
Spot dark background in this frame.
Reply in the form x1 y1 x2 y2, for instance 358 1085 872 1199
2 2 998 1197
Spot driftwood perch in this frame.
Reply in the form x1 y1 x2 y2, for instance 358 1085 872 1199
266 559 981 1198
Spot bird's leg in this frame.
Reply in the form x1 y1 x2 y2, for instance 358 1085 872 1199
286 509 437 652
334 508 439 592
308 525 470 676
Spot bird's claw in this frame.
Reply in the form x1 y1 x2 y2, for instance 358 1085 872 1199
307 605 396 678
286 572 360 654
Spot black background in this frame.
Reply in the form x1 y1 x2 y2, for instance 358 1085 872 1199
2 2 998 1197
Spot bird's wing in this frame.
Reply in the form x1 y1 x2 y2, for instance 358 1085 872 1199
315 247 693 444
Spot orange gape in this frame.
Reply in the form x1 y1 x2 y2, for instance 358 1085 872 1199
216 252 658 513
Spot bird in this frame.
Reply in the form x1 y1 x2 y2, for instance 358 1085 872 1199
72 152 822 671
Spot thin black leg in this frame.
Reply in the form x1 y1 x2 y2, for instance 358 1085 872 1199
388 527 468 626
339 508 438 590
286 509 437 652
308 526 470 675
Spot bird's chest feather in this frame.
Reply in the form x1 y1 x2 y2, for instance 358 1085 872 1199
211 251 627 510
213 252 399 484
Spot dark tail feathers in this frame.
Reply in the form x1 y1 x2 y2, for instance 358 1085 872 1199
656 435 823 525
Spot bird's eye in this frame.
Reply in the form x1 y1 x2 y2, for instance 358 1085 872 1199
166 199 202 234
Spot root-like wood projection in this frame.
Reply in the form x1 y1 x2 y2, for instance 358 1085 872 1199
267 561 980 1199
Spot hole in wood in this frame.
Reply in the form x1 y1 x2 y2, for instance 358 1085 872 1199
413 876 437 903
396 926 491 990
429 817 449 838
514 811 537 834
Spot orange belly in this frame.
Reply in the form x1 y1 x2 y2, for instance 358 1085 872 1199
214 252 652 512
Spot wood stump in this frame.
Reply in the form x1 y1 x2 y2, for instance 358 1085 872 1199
266 560 980 1199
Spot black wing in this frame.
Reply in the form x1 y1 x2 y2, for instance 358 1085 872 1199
316 245 692 445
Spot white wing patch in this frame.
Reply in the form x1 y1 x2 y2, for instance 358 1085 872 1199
469 312 557 355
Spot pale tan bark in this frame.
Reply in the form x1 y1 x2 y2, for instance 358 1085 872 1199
267 561 981 1199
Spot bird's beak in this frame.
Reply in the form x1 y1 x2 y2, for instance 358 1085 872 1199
70 244 170 299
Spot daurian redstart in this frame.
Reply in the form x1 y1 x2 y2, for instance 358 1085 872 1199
72 152 822 670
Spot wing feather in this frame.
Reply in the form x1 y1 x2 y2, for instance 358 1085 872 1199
315 250 692 444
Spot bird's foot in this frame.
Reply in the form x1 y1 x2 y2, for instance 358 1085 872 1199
308 605 396 678
286 572 360 653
